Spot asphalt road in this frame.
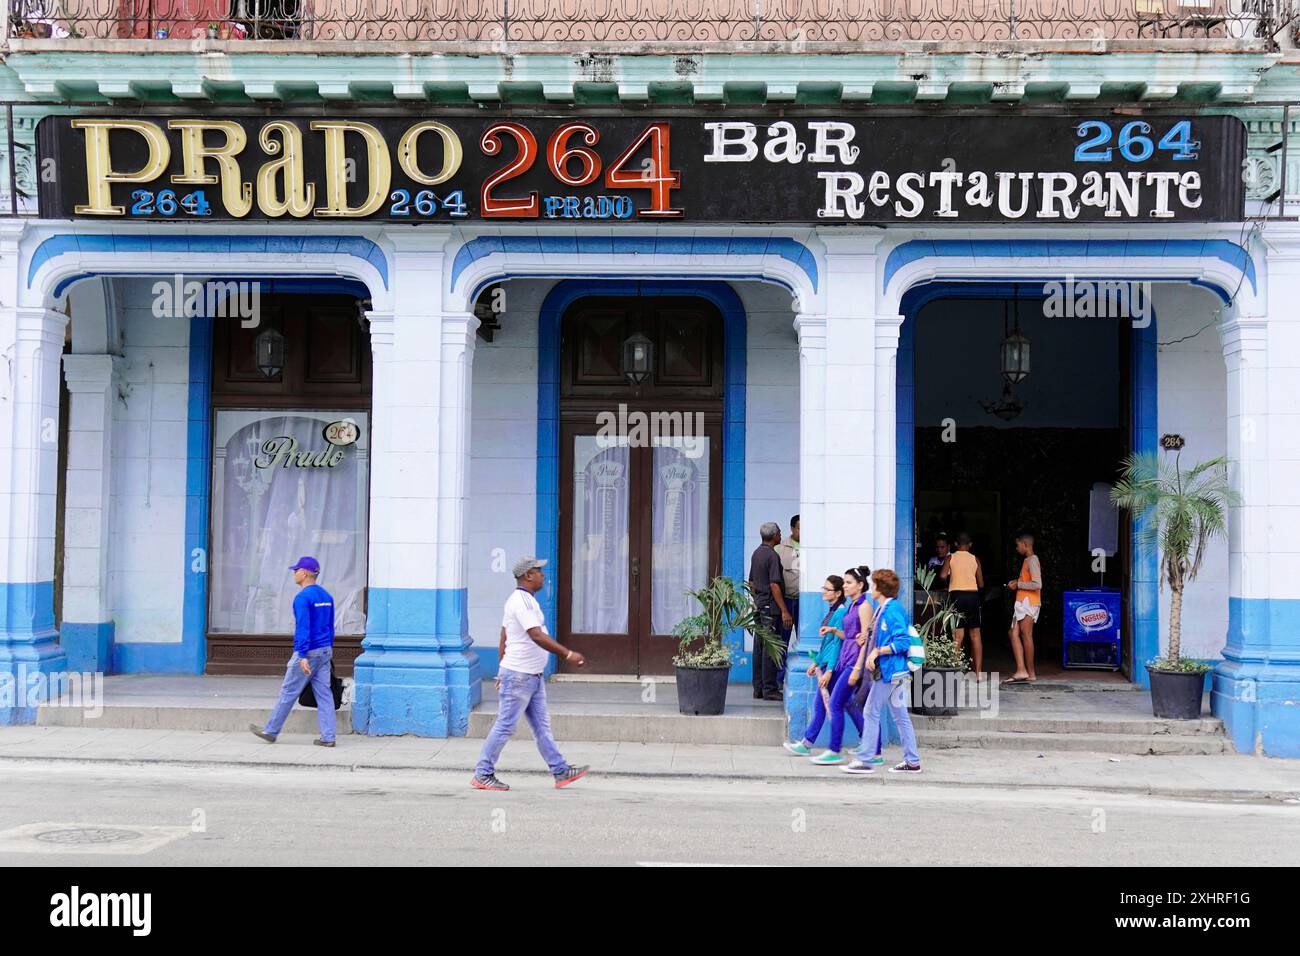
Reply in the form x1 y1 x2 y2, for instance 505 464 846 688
0 759 1296 866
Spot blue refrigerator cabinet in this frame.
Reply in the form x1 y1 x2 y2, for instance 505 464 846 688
1062 588 1122 670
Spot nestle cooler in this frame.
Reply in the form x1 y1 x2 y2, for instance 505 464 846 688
1062 588 1122 670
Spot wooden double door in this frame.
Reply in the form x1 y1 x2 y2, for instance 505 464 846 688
557 296 725 676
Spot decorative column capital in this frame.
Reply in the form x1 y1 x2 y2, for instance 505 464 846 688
874 314 904 352
364 310 396 352
1218 315 1268 358
13 307 68 347
61 353 124 392
793 311 827 353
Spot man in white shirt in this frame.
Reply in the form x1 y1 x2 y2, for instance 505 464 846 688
472 557 591 792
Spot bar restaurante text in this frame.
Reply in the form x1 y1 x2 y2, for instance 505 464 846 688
37 114 1245 224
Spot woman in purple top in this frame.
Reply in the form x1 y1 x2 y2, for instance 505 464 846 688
807 566 884 766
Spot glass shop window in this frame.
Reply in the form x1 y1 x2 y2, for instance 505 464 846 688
209 409 369 636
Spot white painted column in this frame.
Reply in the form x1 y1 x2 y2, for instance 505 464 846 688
818 235 882 577
1212 242 1300 755
59 353 122 673
874 316 904 575
787 233 881 743
0 245 71 720
352 231 481 737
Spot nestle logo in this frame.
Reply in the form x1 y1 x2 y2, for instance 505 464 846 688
1076 603 1111 630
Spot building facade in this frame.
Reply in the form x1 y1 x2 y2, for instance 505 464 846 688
1 3 1299 756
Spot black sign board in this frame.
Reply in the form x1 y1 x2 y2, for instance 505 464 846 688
36 114 1246 224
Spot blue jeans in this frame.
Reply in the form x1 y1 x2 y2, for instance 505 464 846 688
858 674 920 766
803 666 873 753
475 668 569 777
264 646 335 742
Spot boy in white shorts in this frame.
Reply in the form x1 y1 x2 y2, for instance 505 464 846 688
1003 534 1041 684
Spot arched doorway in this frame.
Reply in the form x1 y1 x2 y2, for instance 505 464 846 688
557 295 725 676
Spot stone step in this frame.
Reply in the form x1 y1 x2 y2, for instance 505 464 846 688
913 714 1224 736
916 729 1230 755
37 705 356 736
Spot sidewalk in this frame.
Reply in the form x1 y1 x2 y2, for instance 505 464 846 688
2 725 1297 802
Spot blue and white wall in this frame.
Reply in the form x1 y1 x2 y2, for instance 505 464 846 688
467 279 548 676
108 281 191 653
1154 283 1230 662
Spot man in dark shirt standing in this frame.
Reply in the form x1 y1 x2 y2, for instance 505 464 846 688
748 521 790 701
250 556 338 747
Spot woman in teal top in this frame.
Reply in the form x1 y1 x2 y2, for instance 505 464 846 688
783 575 847 755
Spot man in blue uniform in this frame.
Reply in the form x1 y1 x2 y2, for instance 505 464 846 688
250 556 337 747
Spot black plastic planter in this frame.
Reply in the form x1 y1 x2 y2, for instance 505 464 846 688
675 665 731 715
909 666 962 717
1147 665 1208 719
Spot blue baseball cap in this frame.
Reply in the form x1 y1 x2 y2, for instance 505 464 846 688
289 556 320 574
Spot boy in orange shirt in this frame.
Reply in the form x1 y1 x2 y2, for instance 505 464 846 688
1003 534 1041 684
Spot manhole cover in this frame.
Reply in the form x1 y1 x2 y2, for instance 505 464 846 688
35 827 144 846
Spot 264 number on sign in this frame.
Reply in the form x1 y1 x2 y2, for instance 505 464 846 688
480 121 682 219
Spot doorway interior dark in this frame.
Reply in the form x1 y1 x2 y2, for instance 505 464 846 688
557 295 725 676
910 293 1131 680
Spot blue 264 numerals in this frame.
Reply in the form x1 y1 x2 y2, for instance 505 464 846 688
130 189 213 216
1074 120 1199 163
388 188 469 218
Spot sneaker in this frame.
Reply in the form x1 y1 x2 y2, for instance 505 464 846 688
810 750 848 765
249 723 276 744
889 762 922 774
471 773 510 791
841 759 876 775
314 738 336 748
870 754 885 765
783 740 813 756
554 765 591 789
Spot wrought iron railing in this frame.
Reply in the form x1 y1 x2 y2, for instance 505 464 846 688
5 0 1297 44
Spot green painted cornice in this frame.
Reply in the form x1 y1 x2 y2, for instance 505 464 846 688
0 45 1279 105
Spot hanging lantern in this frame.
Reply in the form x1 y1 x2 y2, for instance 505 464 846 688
1001 328 1031 385
1000 296 1030 385
622 331 653 386
255 327 285 379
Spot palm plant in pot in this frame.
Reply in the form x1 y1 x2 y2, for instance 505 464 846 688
1111 448 1237 719
671 576 783 715
909 565 969 716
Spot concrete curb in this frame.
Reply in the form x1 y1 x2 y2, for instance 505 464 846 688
3 752 1296 805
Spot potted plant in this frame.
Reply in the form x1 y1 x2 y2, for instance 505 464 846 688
671 576 782 716
908 565 969 716
1111 448 1237 719
207 22 220 39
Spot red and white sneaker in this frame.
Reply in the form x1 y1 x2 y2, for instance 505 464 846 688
554 765 591 789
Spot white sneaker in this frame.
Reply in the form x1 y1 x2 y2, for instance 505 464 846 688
841 759 875 775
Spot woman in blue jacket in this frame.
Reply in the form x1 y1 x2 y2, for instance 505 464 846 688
843 568 922 774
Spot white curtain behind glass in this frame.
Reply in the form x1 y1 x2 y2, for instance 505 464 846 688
210 411 368 636
651 440 709 635
571 437 629 634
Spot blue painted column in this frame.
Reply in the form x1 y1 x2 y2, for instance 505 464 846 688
1213 314 1300 757
0 302 70 723
351 239 482 736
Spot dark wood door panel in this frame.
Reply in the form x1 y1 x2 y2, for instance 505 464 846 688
558 295 725 677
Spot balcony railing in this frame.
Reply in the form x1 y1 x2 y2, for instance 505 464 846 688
6 0 1296 45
